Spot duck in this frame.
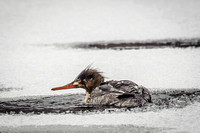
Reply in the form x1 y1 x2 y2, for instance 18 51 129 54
51 66 152 107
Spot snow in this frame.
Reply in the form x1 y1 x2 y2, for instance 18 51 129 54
0 44 200 98
0 0 200 45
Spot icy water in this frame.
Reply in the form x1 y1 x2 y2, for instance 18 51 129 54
1 0 200 132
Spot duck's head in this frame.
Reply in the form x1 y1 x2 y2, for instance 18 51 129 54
51 67 104 103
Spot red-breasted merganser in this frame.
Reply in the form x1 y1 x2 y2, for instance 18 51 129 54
51 67 152 107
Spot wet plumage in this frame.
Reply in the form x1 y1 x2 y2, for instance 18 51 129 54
88 80 152 107
52 67 152 107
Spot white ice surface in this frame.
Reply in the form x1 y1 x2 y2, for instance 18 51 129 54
1 0 200 98
0 0 200 45
0 44 200 98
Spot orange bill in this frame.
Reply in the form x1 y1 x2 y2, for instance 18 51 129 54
51 82 78 91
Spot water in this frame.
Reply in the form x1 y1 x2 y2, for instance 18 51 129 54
1 0 200 132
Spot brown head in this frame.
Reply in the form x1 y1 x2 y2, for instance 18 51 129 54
51 67 104 103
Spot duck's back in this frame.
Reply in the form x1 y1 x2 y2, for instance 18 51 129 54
88 80 152 107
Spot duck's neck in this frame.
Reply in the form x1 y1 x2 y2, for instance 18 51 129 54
84 91 91 103
84 76 104 103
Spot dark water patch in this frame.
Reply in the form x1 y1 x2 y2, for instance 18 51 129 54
0 89 200 115
0 87 22 92
72 38 200 50
39 38 200 50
